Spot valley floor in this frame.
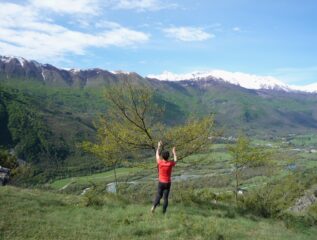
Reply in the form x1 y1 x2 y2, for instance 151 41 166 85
1 186 317 240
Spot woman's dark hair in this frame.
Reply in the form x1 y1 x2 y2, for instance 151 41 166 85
161 150 170 160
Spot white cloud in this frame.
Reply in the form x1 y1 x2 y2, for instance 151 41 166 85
112 0 176 11
0 2 149 61
29 0 101 15
29 0 177 13
232 27 240 32
163 27 214 42
95 20 122 29
95 28 149 46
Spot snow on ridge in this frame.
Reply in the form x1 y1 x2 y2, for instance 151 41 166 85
110 70 132 75
0 56 15 63
149 70 317 93
0 56 43 68
41 70 46 81
148 70 292 91
291 83 317 93
1 55 316 93
16 57 27 67
69 68 81 73
0 55 27 67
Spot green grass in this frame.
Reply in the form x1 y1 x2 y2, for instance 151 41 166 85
290 134 317 147
50 167 142 189
1 186 317 240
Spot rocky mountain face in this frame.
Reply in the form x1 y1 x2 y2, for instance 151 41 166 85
0 56 144 87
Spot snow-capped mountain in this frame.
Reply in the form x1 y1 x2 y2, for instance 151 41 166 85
148 70 317 93
291 82 317 93
1 55 317 93
0 56 28 66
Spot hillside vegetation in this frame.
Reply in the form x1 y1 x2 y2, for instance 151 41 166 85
1 76 317 185
1 186 317 240
2 75 317 240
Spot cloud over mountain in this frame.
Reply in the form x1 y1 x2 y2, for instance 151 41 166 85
0 1 149 61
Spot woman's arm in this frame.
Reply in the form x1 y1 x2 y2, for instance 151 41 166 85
172 147 177 162
156 141 162 163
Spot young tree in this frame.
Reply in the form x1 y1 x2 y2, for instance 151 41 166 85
228 135 272 202
0 149 18 169
83 81 215 191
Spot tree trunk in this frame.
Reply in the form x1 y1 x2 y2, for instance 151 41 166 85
113 162 118 194
235 169 239 203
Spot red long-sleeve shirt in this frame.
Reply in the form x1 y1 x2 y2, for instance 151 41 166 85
157 159 176 183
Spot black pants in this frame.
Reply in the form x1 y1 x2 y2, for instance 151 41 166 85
153 181 171 213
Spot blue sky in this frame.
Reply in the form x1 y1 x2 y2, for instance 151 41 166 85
1 0 317 85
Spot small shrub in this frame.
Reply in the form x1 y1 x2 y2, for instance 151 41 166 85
307 202 317 225
282 213 315 229
224 208 236 218
191 189 218 204
239 174 305 218
82 188 104 207
133 228 153 237
215 192 234 203
216 234 225 240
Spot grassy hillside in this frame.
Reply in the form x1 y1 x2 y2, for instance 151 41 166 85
50 167 142 190
1 186 317 240
180 84 317 135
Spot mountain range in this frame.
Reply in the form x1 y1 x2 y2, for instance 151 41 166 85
1 55 317 92
0 55 131 87
148 70 317 93
1 55 317 180
1 56 317 136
